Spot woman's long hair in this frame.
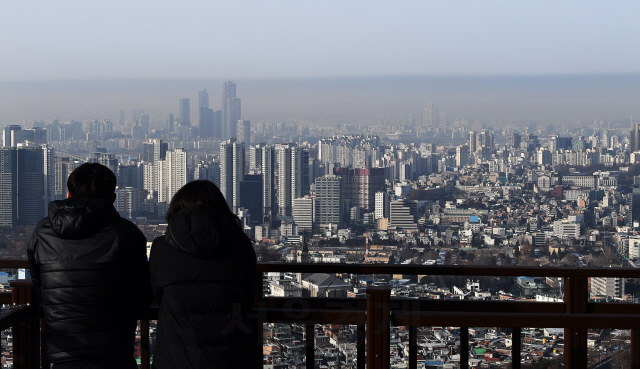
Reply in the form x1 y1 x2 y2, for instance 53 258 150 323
165 180 234 223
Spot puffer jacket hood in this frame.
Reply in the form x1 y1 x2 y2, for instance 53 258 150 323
48 196 119 239
166 205 246 258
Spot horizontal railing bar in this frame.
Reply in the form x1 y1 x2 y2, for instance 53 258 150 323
393 310 640 329
590 302 640 314
0 306 30 331
1 259 639 278
260 297 567 314
0 259 29 269
257 262 640 278
0 291 13 305
259 297 365 309
257 308 365 325
392 300 567 314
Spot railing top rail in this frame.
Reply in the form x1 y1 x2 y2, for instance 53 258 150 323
256 262 640 278
0 259 29 269
4 259 640 278
0 306 30 331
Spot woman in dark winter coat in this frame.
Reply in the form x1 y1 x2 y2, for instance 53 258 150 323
149 180 257 369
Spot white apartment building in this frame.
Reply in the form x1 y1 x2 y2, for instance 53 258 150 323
562 175 597 189
374 191 389 220
158 148 187 204
553 220 580 239
629 236 640 259
590 277 625 299
389 199 418 233
293 197 314 233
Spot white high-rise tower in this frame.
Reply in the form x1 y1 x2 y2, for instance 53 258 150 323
220 138 245 213
159 148 187 204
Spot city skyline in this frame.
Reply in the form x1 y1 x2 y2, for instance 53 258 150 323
2 74 640 126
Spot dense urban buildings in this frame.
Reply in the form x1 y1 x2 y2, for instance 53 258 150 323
3 84 640 368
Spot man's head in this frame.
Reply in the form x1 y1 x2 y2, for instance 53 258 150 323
67 163 117 202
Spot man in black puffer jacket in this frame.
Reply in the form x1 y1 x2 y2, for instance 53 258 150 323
27 163 153 369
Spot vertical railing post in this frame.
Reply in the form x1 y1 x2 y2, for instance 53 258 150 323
254 269 264 369
460 327 469 368
10 279 39 369
632 329 640 368
357 321 366 369
305 324 315 369
366 287 390 369
511 327 521 369
140 319 150 369
40 318 48 369
408 325 417 369
565 276 588 368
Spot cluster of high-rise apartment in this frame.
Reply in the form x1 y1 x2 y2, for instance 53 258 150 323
0 93 637 240
3 87 640 367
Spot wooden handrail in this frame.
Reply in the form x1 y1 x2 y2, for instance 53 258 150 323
1 260 640 369
0 306 30 331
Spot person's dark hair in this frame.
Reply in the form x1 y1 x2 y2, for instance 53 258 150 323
67 163 117 200
166 180 233 223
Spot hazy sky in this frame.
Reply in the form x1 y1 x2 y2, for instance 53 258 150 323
2 1 639 81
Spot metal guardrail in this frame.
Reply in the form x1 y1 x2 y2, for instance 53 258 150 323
2 260 640 368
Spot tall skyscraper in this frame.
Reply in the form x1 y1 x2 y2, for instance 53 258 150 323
630 187 640 228
220 138 245 213
198 89 215 138
0 145 54 226
213 110 222 139
117 162 142 190
239 174 262 226
237 120 251 147
198 89 209 109
456 144 470 168
179 98 190 126
0 148 17 226
199 107 215 138
469 131 477 152
276 144 308 217
159 148 187 204
374 191 389 220
141 139 167 198
333 167 385 214
21 145 53 225
115 187 142 219
237 120 251 164
507 133 521 149
222 81 241 139
261 145 276 225
168 113 175 133
315 175 343 228
3 125 21 147
248 143 264 171
55 156 77 200
118 110 126 126
423 102 438 127
140 114 150 136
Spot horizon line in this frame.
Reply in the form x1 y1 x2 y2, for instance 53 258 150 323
3 72 640 84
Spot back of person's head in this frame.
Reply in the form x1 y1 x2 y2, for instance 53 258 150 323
166 180 233 223
67 163 117 200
